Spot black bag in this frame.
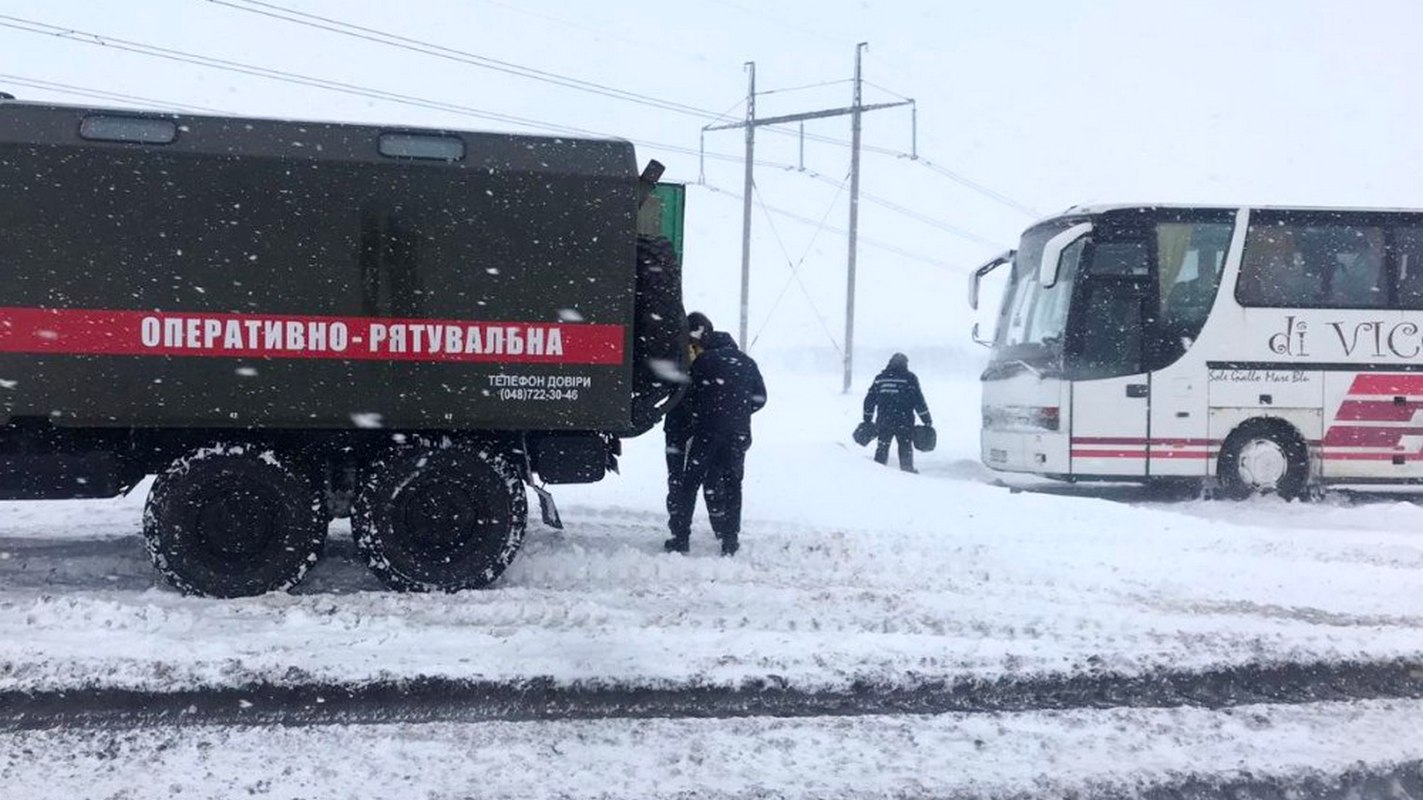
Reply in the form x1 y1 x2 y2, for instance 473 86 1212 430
912 424 937 452
852 421 875 447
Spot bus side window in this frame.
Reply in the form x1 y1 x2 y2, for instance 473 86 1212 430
1070 277 1144 377
1305 225 1387 308
1088 242 1149 276
1239 221 1386 308
1238 224 1301 306
1395 227 1423 309
1155 221 1233 367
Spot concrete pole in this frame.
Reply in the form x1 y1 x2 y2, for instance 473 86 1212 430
739 62 755 349
843 43 867 393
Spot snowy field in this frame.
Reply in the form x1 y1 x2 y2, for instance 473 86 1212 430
1 363 1421 694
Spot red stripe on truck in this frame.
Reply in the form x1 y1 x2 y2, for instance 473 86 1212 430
0 307 625 364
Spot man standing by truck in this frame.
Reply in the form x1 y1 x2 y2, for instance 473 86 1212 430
664 312 712 525
664 314 766 557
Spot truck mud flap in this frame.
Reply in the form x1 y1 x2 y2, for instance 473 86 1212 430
529 483 563 530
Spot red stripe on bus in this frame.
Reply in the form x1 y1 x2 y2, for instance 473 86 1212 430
1334 400 1423 422
1323 426 1423 447
1071 437 1215 446
1071 450 1212 459
1322 451 1423 461
1349 374 1423 396
0 307 625 364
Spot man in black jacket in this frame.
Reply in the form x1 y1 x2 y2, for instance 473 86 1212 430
862 352 932 473
663 311 711 539
664 315 767 556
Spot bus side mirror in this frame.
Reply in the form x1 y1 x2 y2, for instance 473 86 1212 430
972 322 991 348
1039 222 1092 288
969 249 1015 310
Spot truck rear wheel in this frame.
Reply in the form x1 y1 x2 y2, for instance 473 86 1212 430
352 444 527 592
143 445 328 598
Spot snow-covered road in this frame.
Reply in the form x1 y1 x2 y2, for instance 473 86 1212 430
0 375 1419 694
3 372 1423 797
6 699 1423 799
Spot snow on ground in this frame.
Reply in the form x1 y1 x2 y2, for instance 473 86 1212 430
5 698 1423 799
0 364 1421 692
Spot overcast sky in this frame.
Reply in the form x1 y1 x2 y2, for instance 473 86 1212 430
3 0 1420 359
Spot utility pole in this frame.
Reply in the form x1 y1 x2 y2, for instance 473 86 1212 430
739 62 755 349
844 42 866 394
702 45 912 378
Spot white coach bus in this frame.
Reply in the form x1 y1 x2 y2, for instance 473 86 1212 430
970 205 1423 497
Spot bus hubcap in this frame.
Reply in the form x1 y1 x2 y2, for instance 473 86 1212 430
1237 439 1288 489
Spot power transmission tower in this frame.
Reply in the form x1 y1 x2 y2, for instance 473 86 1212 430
703 43 913 392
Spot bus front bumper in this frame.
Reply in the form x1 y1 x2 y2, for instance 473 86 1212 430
981 428 1070 475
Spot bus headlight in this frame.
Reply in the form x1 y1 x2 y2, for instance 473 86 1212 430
984 406 1060 431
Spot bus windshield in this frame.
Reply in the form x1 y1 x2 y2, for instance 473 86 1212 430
991 219 1086 368
989 209 1237 378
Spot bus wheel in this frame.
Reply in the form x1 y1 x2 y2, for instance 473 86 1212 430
352 444 527 592
143 445 328 597
1216 420 1310 500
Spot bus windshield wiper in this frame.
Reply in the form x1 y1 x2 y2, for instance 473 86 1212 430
1007 359 1043 378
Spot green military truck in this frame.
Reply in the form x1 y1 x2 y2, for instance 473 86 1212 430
0 99 688 597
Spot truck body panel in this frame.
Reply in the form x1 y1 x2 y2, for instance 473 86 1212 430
0 103 641 431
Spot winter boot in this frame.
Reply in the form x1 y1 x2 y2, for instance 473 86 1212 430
720 532 739 557
664 535 689 554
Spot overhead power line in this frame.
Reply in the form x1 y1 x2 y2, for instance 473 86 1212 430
748 175 850 353
473 0 733 77
205 0 1039 218
699 184 963 271
755 78 853 97
0 72 954 276
0 11 1034 240
0 14 775 175
799 171 1006 248
205 0 724 121
759 122 1041 218
862 80 913 102
0 74 228 114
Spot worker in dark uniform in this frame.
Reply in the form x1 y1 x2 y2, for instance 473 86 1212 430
665 315 766 556
663 311 713 540
862 352 931 473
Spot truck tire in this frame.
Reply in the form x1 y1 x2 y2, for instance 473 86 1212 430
143 445 328 598
1216 419 1310 500
352 443 527 592
629 234 689 436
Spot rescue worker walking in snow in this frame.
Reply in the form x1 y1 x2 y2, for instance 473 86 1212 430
862 352 932 473
664 314 767 556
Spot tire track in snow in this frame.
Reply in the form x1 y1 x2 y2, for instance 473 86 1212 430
3 658 1421 731
1088 761 1423 800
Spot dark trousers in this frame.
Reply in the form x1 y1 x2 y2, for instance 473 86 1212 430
874 426 914 471
667 431 750 539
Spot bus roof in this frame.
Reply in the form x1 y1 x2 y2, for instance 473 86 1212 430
1042 203 1423 224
